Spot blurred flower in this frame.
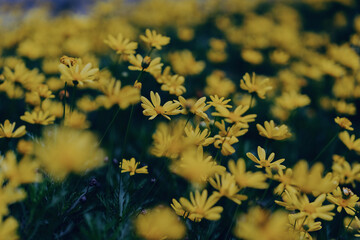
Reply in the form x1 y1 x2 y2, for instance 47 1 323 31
339 131 360 154
17 139 34 156
64 110 91 129
170 146 225 186
0 120 26 138
168 50 205 76
0 216 19 240
20 110 55 125
134 206 186 240
141 91 181 120
120 158 148 176
246 146 286 170
332 157 360 186
160 74 186 96
207 95 232 109
228 158 268 190
0 151 41 186
140 29 170 50
233 207 294 240
240 72 272 99
241 49 263 65
104 33 138 55
171 189 223 222
334 117 353 131
256 120 292 140
34 127 105 181
205 71 235 97
275 91 311 111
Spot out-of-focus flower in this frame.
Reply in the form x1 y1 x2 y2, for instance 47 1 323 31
141 91 181 120
0 216 20 240
334 117 353 131
160 74 186 96
233 207 295 240
134 206 186 240
0 120 26 138
34 127 105 181
17 139 34 156
205 70 235 97
207 95 232 109
339 131 360 154
140 29 170 50
120 158 148 176
104 33 138 55
228 158 268 190
275 91 311 111
240 72 272 99
168 50 205 76
0 151 41 186
256 120 292 140
171 189 223 222
212 105 256 125
241 49 263 65
20 110 55 125
177 96 210 121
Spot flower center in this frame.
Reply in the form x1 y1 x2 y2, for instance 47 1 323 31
154 106 165 114
303 204 316 214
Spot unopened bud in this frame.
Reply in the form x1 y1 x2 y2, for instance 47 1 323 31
134 80 142 89
59 89 69 100
60 55 77 67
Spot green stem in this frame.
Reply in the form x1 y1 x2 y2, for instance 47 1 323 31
249 93 255 109
98 108 121 146
312 131 339 163
345 214 355 232
260 178 273 201
70 81 78 112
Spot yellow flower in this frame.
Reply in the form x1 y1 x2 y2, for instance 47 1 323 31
207 95 232 109
96 78 140 110
104 33 138 55
273 168 297 195
64 110 91 129
256 120 292 140
140 29 170 50
291 160 338 196
134 206 186 240
276 191 335 222
275 91 311 111
184 124 210 146
160 74 186 96
212 105 257 125
240 72 272 99
141 91 181 120
168 50 205 76
204 71 235 97
34 127 105 181
0 216 19 240
20 110 55 125
335 117 353 131
209 172 248 205
241 49 264 65
177 96 210 121
171 189 223 222
0 177 26 216
17 139 33 155
120 158 148 176
339 131 360 154
333 100 356 115
1 151 42 186
206 135 239 156
233 207 295 240
128 54 163 77
332 157 360 186
58 59 99 86
33 84 55 99
288 215 322 240
170 146 225 186
228 158 268 190
344 216 360 237
246 146 285 170
0 120 26 138
327 187 359 215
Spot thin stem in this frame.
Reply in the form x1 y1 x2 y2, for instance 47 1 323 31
184 114 192 130
98 108 121 146
224 204 240 240
62 82 67 122
146 47 154 57
346 215 355 232
70 81 78 112
312 131 339 163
